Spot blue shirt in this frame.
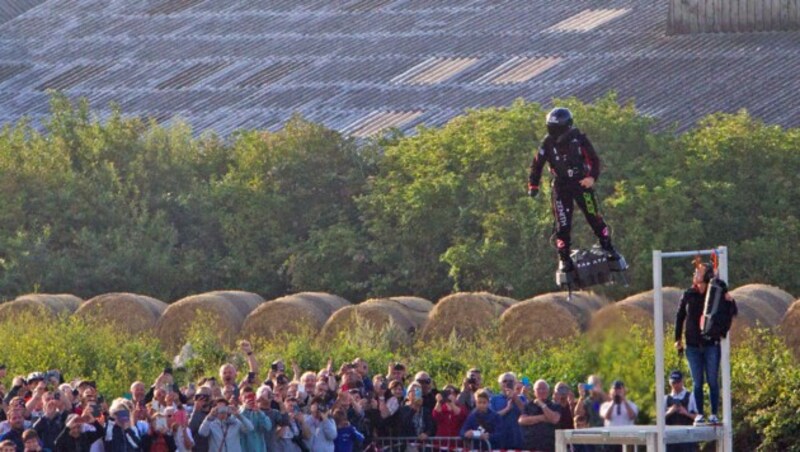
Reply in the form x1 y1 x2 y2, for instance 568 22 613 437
490 394 526 449
334 425 365 452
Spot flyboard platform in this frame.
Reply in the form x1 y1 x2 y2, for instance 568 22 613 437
556 246 628 300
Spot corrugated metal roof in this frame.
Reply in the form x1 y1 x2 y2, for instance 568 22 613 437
345 110 424 137
392 57 482 85
546 9 631 32
0 0 798 134
476 57 564 85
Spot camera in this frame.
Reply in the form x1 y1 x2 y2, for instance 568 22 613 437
467 377 477 385
613 394 621 404
441 388 452 400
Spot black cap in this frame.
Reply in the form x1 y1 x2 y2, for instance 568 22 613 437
669 370 683 382
612 380 624 389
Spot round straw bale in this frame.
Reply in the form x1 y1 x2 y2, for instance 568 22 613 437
242 292 350 341
588 287 683 336
203 291 264 318
421 292 517 342
727 293 777 345
320 298 422 343
500 291 608 349
156 291 263 352
730 293 781 327
75 293 167 334
383 297 433 326
778 299 800 358
0 294 84 321
730 284 794 313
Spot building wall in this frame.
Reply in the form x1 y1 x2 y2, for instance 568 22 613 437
668 0 800 34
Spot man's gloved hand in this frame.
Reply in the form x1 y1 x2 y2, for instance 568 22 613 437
528 187 539 198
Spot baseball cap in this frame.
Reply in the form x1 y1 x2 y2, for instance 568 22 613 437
612 380 625 389
669 370 683 382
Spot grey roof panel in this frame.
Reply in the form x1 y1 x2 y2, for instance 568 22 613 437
0 0 798 135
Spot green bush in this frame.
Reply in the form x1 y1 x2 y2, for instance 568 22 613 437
0 314 798 449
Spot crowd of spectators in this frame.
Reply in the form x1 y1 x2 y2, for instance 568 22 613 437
0 343 646 452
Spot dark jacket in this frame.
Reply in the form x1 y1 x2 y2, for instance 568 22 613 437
675 285 738 347
189 407 210 452
396 405 435 438
54 421 104 452
104 423 143 452
0 427 23 451
35 411 70 449
529 128 600 190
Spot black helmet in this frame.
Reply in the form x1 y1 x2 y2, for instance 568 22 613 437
546 107 573 138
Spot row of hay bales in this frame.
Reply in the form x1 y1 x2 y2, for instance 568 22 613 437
0 285 796 354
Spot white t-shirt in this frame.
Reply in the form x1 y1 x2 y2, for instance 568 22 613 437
600 399 638 426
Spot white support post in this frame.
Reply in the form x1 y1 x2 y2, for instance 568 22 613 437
653 246 733 452
653 250 666 452
717 246 733 452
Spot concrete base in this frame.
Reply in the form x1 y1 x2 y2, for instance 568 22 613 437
556 426 724 452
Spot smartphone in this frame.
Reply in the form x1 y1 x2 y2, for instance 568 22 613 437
54 391 61 400
152 401 161 412
247 372 256 384
414 387 422 399
91 404 102 417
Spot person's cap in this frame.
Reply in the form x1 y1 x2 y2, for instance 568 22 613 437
612 380 624 389
26 372 45 383
669 370 683 382
66 414 81 427
78 380 96 388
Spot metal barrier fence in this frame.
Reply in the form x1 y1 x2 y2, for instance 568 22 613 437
371 436 493 451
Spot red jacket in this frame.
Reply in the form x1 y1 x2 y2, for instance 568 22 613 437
432 402 468 437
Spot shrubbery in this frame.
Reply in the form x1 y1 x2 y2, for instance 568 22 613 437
1 94 798 301
1 314 797 450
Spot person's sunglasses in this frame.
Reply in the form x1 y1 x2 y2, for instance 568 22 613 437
417 379 431 385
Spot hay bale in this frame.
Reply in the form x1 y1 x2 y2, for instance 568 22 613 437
204 291 263 318
730 284 794 313
778 299 800 358
500 291 608 349
156 291 264 352
320 297 430 343
0 294 84 321
588 288 683 335
726 293 779 345
75 293 167 334
242 292 350 341
383 297 433 326
421 292 517 342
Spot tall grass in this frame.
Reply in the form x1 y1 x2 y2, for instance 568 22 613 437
0 314 797 449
